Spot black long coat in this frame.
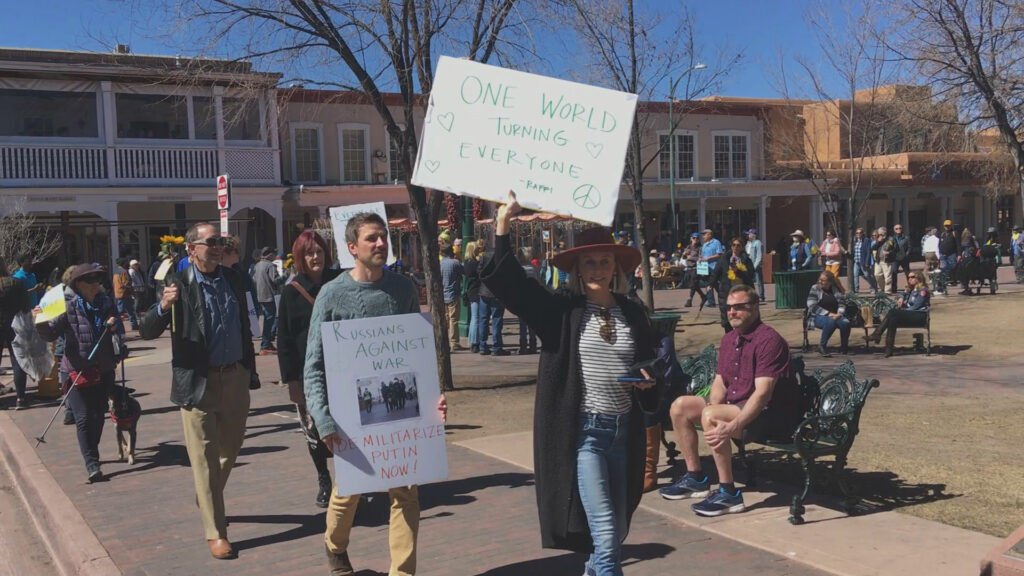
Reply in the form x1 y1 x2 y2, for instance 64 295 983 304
480 234 660 552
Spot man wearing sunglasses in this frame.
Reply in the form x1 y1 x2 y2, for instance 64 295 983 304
140 222 260 560
661 285 801 517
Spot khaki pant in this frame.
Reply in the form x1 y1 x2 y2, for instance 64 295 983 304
873 261 893 294
326 485 419 576
181 364 251 540
445 302 460 348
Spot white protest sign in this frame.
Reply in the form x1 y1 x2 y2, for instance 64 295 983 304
411 56 638 226
321 312 447 494
328 202 395 269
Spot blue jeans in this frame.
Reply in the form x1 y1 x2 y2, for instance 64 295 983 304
2 342 28 400
813 313 851 349
518 318 536 350
752 266 765 300
260 299 277 350
939 254 958 291
576 412 630 576
116 296 138 329
853 261 877 293
477 296 504 352
467 300 479 347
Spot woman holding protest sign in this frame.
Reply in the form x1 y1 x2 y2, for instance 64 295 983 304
480 191 661 576
276 230 341 508
35 263 124 483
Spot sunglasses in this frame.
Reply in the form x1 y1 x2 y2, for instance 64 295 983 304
724 301 755 312
80 274 104 284
191 236 227 248
732 243 743 247
598 308 616 343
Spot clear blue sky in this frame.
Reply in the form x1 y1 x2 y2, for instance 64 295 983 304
0 0 843 99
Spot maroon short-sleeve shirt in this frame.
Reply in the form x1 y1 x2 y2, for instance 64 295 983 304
716 320 799 410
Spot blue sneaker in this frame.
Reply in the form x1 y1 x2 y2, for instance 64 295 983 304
691 487 745 517
659 474 710 500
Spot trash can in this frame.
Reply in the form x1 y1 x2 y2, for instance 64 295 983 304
774 269 821 309
650 313 681 346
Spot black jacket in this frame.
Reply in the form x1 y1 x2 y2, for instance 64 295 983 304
480 234 660 553
707 252 754 302
276 269 341 384
139 265 257 407
463 257 481 302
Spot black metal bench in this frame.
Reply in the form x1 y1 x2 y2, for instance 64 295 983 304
802 293 930 355
668 347 880 524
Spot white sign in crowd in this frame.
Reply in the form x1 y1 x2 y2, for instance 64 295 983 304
412 56 638 226
328 201 395 269
321 313 448 494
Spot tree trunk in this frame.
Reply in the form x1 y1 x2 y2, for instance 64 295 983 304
633 192 653 311
408 184 455 392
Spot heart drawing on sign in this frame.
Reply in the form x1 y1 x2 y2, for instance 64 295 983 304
425 160 440 173
585 142 603 159
437 112 455 132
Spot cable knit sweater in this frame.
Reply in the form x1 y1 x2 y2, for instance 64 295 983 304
303 270 419 438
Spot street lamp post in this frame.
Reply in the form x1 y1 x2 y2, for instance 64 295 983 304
667 63 706 249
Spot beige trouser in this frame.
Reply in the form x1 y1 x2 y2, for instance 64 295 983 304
181 364 251 540
325 485 419 576
873 262 893 293
445 302 460 348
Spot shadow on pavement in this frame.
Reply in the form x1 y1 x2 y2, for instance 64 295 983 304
248 404 296 417
229 512 325 551
739 449 957 515
238 444 288 457
244 422 300 440
477 543 675 575
421 471 535 511
102 441 190 478
456 379 537 392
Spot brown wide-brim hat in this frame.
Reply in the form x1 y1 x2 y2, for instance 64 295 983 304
551 226 641 273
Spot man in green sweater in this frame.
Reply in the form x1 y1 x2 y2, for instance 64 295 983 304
304 212 447 576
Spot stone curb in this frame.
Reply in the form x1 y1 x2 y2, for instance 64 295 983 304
0 412 121 576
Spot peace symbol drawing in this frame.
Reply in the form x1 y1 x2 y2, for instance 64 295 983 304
572 184 601 210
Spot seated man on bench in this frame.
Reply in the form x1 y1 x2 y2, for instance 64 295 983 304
660 285 803 516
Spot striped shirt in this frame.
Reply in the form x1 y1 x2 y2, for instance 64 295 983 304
578 302 635 415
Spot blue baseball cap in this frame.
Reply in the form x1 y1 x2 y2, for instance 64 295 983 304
690 232 700 238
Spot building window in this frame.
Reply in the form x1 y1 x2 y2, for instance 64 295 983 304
388 128 408 183
713 132 749 179
339 124 370 183
0 89 99 138
222 97 261 141
291 124 323 184
658 132 695 180
193 96 217 140
116 94 188 139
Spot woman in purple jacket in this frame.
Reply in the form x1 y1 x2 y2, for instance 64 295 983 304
36 263 123 483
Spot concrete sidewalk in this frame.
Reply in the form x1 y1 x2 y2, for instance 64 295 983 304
0 335 830 576
2 268 1017 575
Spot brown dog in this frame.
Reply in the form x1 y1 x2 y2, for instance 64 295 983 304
108 388 141 465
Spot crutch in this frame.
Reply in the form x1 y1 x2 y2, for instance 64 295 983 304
34 319 116 447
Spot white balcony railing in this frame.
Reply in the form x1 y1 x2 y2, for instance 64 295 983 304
1 143 279 185
1 145 107 180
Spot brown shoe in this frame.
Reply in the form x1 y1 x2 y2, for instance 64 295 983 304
325 545 354 576
258 348 277 355
207 538 236 560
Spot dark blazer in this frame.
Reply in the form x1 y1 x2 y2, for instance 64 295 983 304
853 237 873 267
139 265 257 407
276 269 341 383
480 234 660 553
463 257 481 302
707 252 754 302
